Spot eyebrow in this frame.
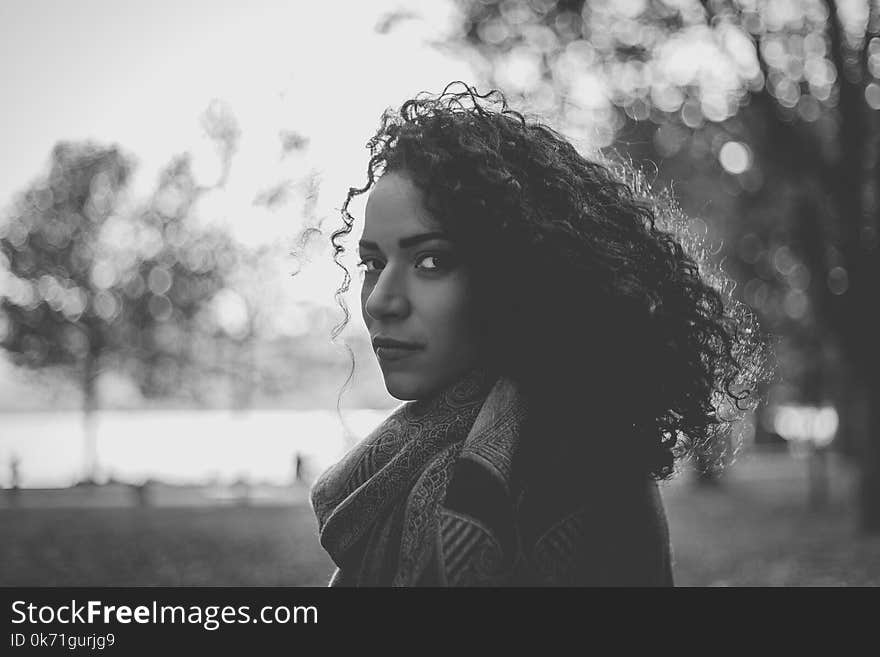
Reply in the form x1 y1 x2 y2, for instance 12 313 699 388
358 231 451 251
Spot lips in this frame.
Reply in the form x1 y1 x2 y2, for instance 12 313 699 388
372 336 424 362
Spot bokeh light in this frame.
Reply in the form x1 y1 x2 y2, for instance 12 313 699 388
773 405 839 448
827 266 849 295
719 141 751 174
865 82 880 110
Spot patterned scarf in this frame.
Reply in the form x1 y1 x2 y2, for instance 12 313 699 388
309 367 524 586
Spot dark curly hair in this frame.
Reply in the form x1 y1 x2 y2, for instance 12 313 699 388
330 82 772 481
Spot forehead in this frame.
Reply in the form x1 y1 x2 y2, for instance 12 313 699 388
362 171 441 240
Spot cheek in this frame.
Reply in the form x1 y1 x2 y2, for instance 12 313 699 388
424 279 478 348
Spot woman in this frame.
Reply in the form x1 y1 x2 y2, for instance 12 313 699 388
309 83 768 586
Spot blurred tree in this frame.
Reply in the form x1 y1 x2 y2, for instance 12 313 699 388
119 152 241 403
433 0 880 529
0 142 132 481
0 130 242 480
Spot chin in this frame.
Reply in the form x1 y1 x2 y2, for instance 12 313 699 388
381 370 435 401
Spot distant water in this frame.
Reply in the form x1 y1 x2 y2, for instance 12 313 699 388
0 408 390 488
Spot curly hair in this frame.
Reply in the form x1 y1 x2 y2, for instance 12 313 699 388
331 82 772 481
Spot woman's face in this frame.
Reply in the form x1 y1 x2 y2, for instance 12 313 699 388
359 171 482 400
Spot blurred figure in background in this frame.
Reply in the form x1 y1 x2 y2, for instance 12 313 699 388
8 453 21 508
9 453 20 490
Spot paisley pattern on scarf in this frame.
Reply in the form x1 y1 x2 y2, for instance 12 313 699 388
310 367 499 584
392 442 461 586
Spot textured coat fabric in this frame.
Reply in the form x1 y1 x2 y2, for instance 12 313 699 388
309 369 674 587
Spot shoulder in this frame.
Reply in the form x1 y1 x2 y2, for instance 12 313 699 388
433 422 675 586
524 477 674 586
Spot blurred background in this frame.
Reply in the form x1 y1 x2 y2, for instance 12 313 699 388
1 0 878 586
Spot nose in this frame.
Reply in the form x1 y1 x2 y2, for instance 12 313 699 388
363 263 411 321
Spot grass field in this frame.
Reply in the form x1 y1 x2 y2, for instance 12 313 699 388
1 505 335 586
664 450 880 586
2 449 878 586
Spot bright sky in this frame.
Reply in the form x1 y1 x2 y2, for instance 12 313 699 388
0 0 476 308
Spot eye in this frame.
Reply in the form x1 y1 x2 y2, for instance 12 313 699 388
357 257 384 274
415 253 454 271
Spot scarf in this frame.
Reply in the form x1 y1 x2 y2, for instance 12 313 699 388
309 367 526 586
309 368 675 587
